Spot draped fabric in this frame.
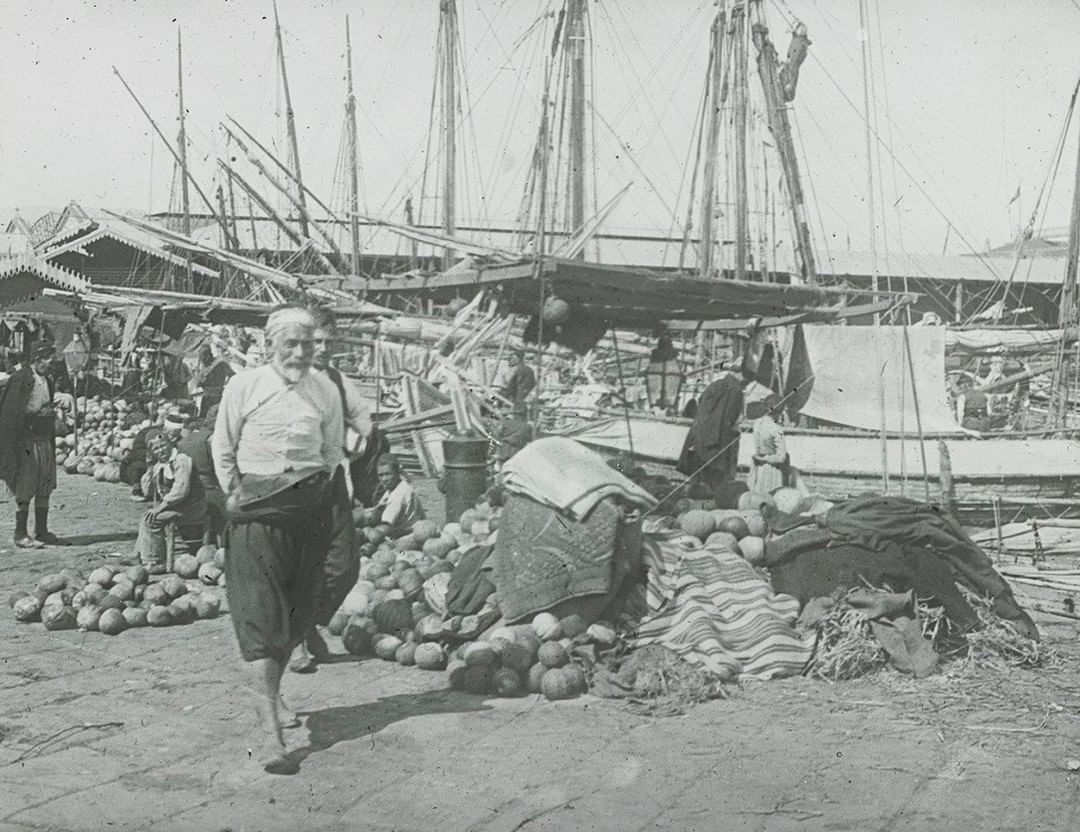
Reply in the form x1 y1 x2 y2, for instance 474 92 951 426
633 533 814 681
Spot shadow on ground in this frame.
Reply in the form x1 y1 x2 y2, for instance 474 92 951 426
284 689 491 772
61 531 138 547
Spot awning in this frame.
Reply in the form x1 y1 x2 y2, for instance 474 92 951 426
0 255 89 310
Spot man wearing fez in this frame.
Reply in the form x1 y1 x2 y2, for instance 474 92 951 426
211 307 343 773
0 342 61 547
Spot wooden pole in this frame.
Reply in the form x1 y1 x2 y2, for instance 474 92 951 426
176 29 191 238
902 325 931 503
221 162 304 249
113 66 229 242
567 0 587 246
937 439 954 515
699 10 725 279
442 0 457 271
345 16 362 277
273 0 310 240
610 328 636 458
732 5 749 282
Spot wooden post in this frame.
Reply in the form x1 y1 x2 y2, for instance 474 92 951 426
345 15 362 277
732 5 749 282
441 0 458 271
698 9 725 279
937 439 954 516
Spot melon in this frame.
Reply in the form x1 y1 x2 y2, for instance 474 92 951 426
410 599 432 622
193 594 221 619
88 566 114 587
374 635 404 660
463 665 494 694
13 595 42 622
459 509 478 533
36 573 67 595
411 519 439 545
367 563 391 581
342 622 374 655
77 605 103 631
541 666 580 700
174 554 200 579
398 569 424 600
463 641 497 667
169 597 196 624
446 659 468 689
372 599 413 636
8 590 30 609
394 533 417 552
718 515 750 540
395 641 418 666
195 544 217 565
213 548 226 569
441 522 462 541
741 510 767 537
122 607 148 628
773 487 805 515
124 565 150 586
42 591 67 609
373 548 397 569
422 537 455 559
562 663 588 695
487 626 519 644
82 584 107 605
526 663 548 693
559 614 589 638
97 593 124 612
109 581 135 602
704 531 740 552
678 509 716 541
739 535 766 566
538 641 570 669
160 576 187 599
98 608 126 635
531 612 563 641
147 605 173 627
416 614 444 642
198 564 223 586
365 527 386 547
496 640 534 674
142 584 169 606
738 491 775 512
586 622 617 648
414 642 447 670
327 610 349 636
493 667 523 697
42 604 78 631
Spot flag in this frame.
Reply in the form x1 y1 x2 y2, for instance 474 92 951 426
1006 186 1021 207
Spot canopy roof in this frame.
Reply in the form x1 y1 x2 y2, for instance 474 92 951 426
0 255 89 310
359 257 908 329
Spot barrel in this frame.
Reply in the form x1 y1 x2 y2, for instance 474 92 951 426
443 433 489 523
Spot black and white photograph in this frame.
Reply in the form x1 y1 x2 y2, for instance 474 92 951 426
1 1 1079 829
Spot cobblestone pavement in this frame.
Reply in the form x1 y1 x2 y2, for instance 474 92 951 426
1 476 1079 832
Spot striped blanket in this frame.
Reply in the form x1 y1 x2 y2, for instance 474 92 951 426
633 532 815 681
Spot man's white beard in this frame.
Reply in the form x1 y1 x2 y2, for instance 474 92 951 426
276 362 308 384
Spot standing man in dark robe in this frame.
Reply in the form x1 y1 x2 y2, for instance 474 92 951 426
211 306 342 773
195 345 234 418
677 372 745 491
0 342 60 547
499 348 536 407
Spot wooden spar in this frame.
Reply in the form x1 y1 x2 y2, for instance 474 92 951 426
567 0 587 248
214 185 236 251
226 117 341 223
345 15 362 277
220 162 304 249
223 125 344 272
442 0 458 270
732 4 749 282
176 29 191 238
698 10 725 279
273 0 310 240
405 197 419 270
112 66 231 244
749 2 817 284
853 0 888 493
226 171 240 250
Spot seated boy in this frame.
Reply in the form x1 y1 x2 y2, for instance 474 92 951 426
134 432 207 573
361 455 424 541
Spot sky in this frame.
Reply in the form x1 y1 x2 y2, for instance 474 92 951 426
2 0 1080 261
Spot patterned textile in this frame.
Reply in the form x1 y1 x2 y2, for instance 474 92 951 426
633 532 814 681
493 493 642 623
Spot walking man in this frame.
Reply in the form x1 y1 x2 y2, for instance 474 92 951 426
0 342 60 547
211 307 343 772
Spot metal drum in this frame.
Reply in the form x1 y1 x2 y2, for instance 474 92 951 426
442 433 489 522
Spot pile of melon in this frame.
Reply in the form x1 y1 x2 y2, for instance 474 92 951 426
677 507 768 565
9 560 223 635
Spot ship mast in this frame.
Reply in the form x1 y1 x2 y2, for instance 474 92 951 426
441 0 458 270
176 28 191 238
731 4 749 281
698 10 725 278
273 0 310 241
566 0 587 247
345 15 362 276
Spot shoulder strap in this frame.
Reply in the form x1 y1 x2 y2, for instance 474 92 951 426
326 367 349 429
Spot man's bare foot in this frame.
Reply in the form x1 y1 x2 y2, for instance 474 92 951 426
288 641 317 674
306 626 331 661
248 738 297 775
277 696 301 729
